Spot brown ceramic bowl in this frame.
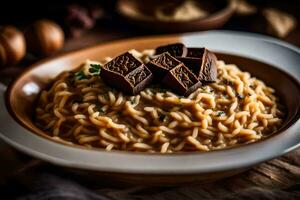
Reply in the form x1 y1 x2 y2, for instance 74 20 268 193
1 31 300 185
116 0 235 32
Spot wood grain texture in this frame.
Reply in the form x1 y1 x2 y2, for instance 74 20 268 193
1 148 300 199
97 149 300 199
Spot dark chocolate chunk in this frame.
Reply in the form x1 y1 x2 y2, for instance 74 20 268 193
125 65 153 94
200 49 217 83
148 52 182 80
182 48 218 83
176 57 202 78
155 43 188 57
186 48 205 58
103 52 141 76
162 64 202 96
101 52 153 95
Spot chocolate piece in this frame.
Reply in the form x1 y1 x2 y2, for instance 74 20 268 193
186 48 205 58
101 52 153 95
183 48 218 82
162 64 202 96
200 50 217 82
155 43 188 57
176 57 202 78
125 65 153 94
103 52 141 76
148 52 181 80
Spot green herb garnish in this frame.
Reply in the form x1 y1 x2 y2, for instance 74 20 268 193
97 106 106 114
130 98 136 104
200 86 207 91
216 111 225 117
159 115 164 121
89 64 101 75
102 93 109 100
99 108 105 113
75 70 87 80
159 114 167 122
200 86 214 93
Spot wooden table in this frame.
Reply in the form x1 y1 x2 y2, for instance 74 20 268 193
0 22 300 199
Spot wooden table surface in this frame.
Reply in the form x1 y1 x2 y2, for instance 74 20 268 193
0 20 300 199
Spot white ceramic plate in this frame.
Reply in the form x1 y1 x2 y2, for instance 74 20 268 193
0 31 299 175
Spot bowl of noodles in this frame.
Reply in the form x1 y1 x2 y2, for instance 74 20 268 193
1 31 300 184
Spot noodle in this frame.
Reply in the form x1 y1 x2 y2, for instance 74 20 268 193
35 49 284 153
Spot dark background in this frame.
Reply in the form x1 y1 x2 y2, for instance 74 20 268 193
0 0 298 23
0 0 299 32
0 0 299 78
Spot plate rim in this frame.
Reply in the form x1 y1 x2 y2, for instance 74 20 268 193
1 30 300 174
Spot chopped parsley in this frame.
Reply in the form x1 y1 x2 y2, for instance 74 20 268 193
102 93 109 100
200 86 207 91
89 64 101 75
159 114 168 122
75 70 87 80
216 111 225 117
97 106 106 114
200 86 214 93
130 98 136 104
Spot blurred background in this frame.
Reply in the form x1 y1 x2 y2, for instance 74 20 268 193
0 0 299 81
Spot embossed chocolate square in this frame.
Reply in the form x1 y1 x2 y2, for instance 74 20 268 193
176 57 202 79
148 52 182 80
162 64 202 96
102 52 141 76
125 65 153 95
180 48 217 83
101 52 153 95
200 49 217 82
155 43 188 57
186 47 205 58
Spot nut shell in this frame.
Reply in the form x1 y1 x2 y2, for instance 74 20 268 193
0 26 26 67
25 19 64 56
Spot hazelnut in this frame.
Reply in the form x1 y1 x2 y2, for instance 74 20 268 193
0 26 26 67
25 19 64 56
